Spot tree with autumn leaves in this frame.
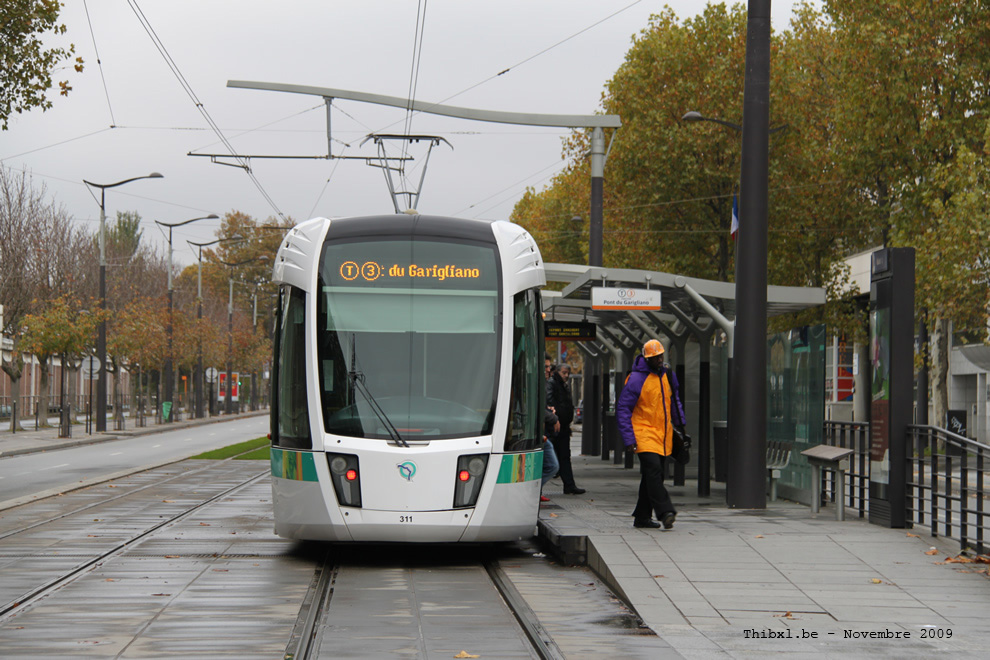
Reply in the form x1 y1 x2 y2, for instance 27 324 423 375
19 296 101 427
511 1 990 426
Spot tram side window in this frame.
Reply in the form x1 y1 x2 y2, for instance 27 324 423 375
504 289 542 452
273 285 311 449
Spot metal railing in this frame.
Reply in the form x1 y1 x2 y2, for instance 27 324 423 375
823 421 871 518
908 425 989 555
824 420 990 553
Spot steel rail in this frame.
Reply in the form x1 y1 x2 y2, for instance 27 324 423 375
0 470 268 620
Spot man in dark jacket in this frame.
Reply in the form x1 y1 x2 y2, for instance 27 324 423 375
546 363 585 494
617 339 685 529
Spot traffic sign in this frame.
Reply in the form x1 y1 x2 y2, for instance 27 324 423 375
82 356 101 378
205 367 218 383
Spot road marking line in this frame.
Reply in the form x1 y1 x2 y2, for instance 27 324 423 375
39 463 69 471
153 444 161 448
110 452 123 456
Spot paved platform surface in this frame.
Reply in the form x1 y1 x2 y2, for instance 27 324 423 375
538 434 990 658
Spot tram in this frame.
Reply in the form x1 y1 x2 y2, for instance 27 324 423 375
269 214 547 542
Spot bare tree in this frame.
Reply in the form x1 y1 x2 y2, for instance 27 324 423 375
1 168 87 427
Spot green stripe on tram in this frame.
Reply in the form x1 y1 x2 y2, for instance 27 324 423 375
270 447 319 482
496 451 543 483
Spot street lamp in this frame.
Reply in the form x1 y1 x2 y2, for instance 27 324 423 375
187 235 243 418
682 107 786 507
682 0 773 509
682 111 788 134
215 255 269 414
155 214 218 423
83 172 163 432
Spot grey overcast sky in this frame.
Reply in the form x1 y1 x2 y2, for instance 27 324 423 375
1 1 804 266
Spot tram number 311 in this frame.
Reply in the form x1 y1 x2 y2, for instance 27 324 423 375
399 515 414 523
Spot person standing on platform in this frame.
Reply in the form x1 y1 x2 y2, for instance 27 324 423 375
617 339 686 529
546 363 585 494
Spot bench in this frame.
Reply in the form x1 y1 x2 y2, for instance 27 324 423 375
767 441 793 502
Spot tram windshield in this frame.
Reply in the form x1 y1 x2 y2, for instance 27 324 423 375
317 239 499 440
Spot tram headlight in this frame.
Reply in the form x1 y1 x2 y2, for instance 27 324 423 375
326 453 362 507
453 454 488 508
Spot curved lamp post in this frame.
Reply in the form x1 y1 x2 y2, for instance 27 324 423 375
682 104 787 506
83 172 163 432
154 214 218 422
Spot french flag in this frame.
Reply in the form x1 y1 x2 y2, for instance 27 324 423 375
731 194 739 241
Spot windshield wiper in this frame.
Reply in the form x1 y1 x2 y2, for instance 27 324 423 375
348 371 408 447
348 340 407 447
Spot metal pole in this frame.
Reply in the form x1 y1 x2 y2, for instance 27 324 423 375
589 126 605 267
164 227 173 422
226 277 233 415
917 310 929 425
728 0 771 509
196 249 204 418
96 191 107 432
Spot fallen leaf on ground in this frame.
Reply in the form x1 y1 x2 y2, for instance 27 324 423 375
453 652 480 659
773 611 796 619
945 555 975 563
906 532 918 537
549 513 558 518
924 549 939 556
754 535 764 539
107 484 117 488
164 555 180 559
870 578 882 584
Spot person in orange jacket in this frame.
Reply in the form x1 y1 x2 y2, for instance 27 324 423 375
617 339 686 529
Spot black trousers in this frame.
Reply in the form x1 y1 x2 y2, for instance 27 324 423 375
632 452 675 521
549 425 577 490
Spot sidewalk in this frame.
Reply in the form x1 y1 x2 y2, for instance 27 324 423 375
0 410 268 459
538 434 990 657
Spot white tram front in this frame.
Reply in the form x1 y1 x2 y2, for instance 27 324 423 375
269 214 547 542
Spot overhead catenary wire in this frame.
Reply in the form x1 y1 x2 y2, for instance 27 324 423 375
125 0 286 221
400 0 430 193
0 128 114 162
82 0 117 127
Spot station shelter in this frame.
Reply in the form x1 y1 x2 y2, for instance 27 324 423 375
541 263 827 499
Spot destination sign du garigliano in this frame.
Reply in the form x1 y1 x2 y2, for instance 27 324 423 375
338 260 482 283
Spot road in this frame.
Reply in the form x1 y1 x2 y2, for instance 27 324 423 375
0 416 269 508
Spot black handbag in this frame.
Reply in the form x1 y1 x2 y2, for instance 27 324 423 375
672 427 691 465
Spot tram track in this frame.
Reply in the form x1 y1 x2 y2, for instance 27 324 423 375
286 549 564 660
0 468 268 621
0 452 266 542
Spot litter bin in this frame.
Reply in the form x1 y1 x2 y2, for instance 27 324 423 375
713 421 728 482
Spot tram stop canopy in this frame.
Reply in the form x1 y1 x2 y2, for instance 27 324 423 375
542 263 825 355
540 262 827 493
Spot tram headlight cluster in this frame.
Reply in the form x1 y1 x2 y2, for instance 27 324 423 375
327 453 362 507
453 454 488 508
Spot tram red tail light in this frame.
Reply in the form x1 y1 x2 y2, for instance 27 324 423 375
453 454 488 508
327 453 362 507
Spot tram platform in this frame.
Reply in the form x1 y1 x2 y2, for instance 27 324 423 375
538 431 990 657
